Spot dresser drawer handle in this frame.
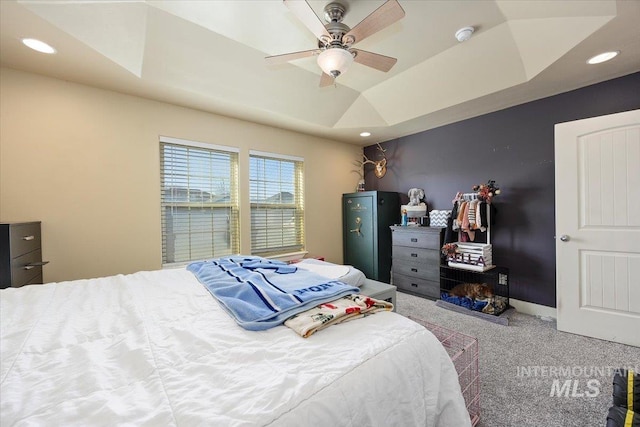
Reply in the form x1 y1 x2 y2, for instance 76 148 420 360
23 261 49 270
23 235 35 241
411 253 417 257
411 268 418 272
410 238 418 242
411 283 418 288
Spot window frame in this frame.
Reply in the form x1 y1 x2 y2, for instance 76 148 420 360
249 150 305 257
159 136 240 267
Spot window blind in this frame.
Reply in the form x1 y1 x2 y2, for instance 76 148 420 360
249 152 304 256
160 138 239 265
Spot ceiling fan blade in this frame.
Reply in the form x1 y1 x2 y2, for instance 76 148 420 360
265 49 320 65
319 72 334 87
352 49 397 72
343 0 405 45
283 0 331 41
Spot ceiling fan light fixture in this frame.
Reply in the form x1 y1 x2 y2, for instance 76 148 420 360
317 48 354 78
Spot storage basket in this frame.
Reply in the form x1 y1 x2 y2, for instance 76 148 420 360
447 242 493 271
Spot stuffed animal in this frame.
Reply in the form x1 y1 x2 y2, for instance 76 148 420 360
408 188 425 206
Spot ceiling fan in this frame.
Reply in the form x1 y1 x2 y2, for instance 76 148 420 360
266 0 405 87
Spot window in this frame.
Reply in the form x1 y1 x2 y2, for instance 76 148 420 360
249 151 304 256
160 137 239 265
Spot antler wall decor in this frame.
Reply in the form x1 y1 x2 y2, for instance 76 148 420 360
357 143 388 179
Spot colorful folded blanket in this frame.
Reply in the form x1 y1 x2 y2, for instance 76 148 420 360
187 256 360 331
284 294 394 338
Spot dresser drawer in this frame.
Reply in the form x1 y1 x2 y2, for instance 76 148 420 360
11 249 44 287
392 246 440 263
9 223 41 258
391 230 440 249
393 273 440 299
24 273 43 286
392 259 440 281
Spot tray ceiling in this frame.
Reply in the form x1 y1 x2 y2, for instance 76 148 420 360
1 0 639 145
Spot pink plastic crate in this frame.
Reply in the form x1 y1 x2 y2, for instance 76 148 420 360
409 317 480 426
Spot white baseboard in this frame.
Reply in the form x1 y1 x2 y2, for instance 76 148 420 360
509 298 557 320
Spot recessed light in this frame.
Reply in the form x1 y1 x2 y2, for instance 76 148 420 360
360 132 371 137
587 51 619 65
22 38 56 54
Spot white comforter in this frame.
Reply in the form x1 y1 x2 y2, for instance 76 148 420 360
1 268 470 426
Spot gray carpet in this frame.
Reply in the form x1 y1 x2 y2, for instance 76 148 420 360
395 291 639 427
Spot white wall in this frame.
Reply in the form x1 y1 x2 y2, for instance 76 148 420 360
0 68 362 282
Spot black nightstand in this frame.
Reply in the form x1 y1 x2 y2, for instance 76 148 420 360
0 221 49 288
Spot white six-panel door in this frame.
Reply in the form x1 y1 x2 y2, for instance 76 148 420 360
555 109 640 347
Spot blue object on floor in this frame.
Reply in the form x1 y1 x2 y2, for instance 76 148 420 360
441 292 487 312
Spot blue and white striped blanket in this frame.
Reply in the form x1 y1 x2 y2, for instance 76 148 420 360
187 256 360 331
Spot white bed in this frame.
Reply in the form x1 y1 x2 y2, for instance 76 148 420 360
1 264 471 426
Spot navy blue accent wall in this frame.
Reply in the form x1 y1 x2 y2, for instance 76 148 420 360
364 72 640 307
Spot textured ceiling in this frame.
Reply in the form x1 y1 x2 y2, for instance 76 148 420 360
1 0 639 145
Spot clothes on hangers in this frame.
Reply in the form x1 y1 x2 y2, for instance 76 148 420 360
450 192 491 242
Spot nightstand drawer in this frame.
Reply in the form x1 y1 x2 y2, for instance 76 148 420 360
24 273 43 286
9 223 41 258
392 230 440 249
393 259 440 281
11 249 44 287
393 273 440 299
392 246 439 263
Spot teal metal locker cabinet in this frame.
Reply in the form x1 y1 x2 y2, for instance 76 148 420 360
343 191 399 283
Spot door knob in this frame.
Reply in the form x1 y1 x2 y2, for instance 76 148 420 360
559 235 570 242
